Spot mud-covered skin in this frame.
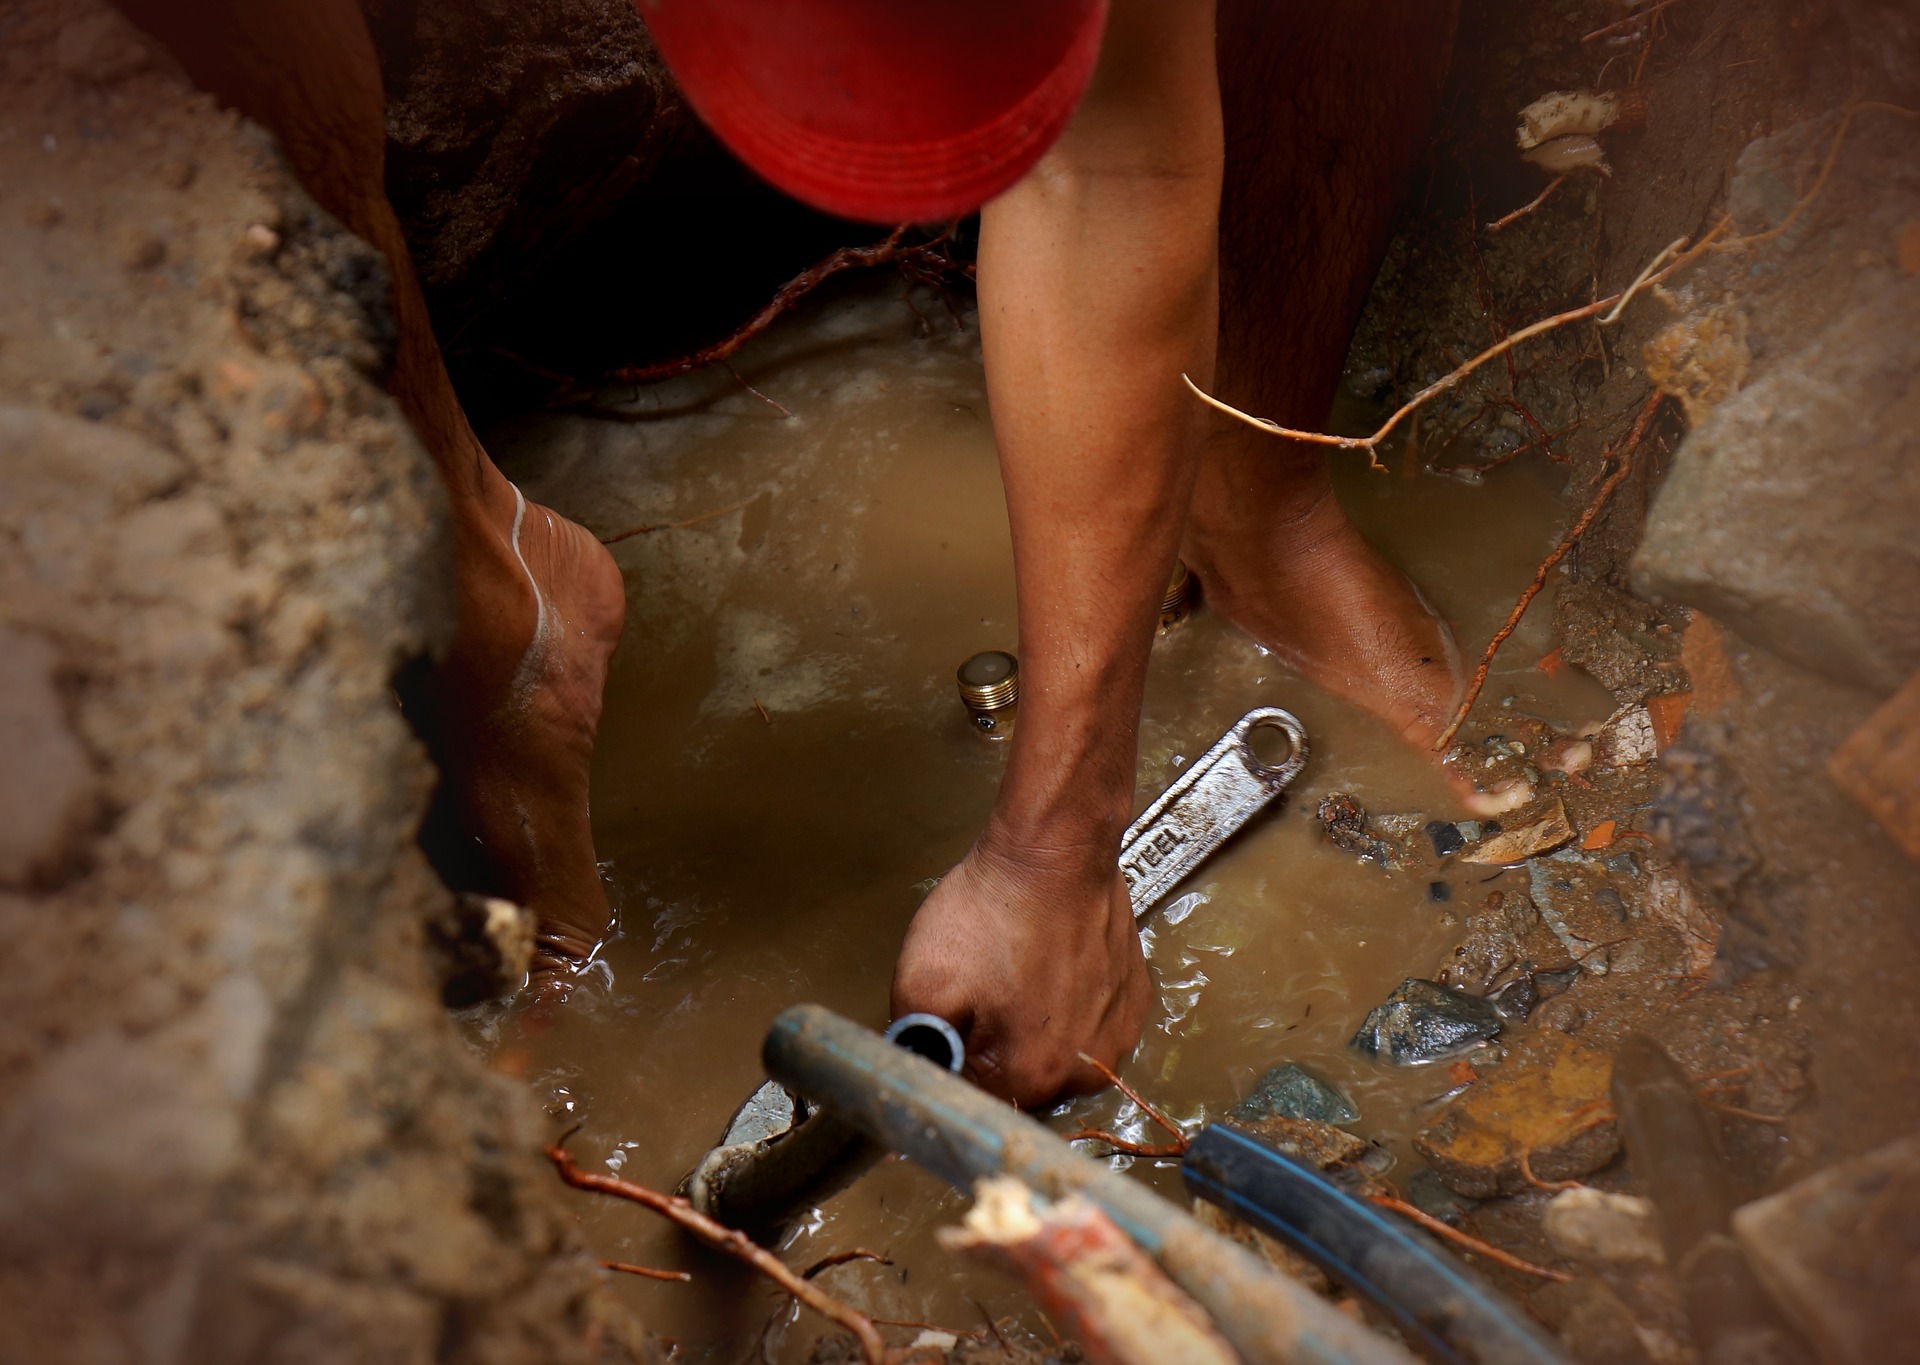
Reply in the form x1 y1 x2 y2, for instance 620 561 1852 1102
0 4 636 1359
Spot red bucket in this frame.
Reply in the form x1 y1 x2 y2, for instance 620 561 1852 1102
639 0 1109 223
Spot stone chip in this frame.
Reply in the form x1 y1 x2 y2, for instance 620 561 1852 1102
1414 1031 1618 1198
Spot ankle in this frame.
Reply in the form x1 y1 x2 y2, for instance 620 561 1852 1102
1186 439 1339 567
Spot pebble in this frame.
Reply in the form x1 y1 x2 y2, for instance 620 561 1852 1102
1227 1113 1385 1176
1351 979 1503 1066
1414 1032 1619 1198
1232 1062 1359 1125
1545 1187 1666 1267
1462 797 1575 864
1594 704 1658 766
1490 974 1540 1022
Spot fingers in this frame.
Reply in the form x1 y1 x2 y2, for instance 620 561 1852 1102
967 997 1144 1109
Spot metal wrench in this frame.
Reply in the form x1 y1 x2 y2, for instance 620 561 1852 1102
685 706 1309 1228
1119 705 1309 918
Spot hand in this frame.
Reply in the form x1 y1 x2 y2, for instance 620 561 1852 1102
891 835 1150 1109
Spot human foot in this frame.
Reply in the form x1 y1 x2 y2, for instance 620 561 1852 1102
1185 476 1463 750
413 478 626 985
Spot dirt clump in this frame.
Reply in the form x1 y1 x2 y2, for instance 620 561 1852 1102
0 2 637 1360
362 0 705 331
1315 0 1914 1353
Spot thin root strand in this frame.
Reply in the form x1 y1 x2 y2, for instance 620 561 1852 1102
1075 1050 1190 1150
1487 175 1569 233
1432 390 1666 752
546 1142 888 1365
1368 1195 1573 1282
601 1260 692 1283
1062 1128 1189 1159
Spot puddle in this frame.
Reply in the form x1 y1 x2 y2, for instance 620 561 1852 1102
487 278 1616 1358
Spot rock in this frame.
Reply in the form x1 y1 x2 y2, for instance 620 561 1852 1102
1351 979 1502 1065
1551 579 1689 700
1528 851 1629 975
1232 1063 1359 1126
1434 888 1568 992
1642 868 1721 979
1414 1032 1619 1198
1828 667 1920 863
362 0 703 324
1545 1188 1666 1268
1733 1132 1920 1365
1426 819 1467 857
1529 1279 1660 1365
0 626 95 887
0 7 636 1357
1634 125 1920 695
1226 1115 1390 1181
1317 791 1380 859
1314 794 1431 868
1489 975 1539 1023
1461 797 1575 864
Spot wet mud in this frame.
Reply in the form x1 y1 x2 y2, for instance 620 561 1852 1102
485 281 1633 1358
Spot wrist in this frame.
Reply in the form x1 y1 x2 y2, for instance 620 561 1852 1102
977 760 1133 889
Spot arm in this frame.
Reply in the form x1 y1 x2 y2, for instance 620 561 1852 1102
891 0 1223 1106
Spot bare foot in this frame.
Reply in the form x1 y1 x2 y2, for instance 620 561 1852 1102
413 476 626 984
1185 475 1463 750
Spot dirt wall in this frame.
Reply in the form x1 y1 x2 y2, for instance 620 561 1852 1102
0 3 636 1360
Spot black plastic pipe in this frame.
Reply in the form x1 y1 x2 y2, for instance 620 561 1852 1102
1182 1124 1572 1365
764 1003 1419 1365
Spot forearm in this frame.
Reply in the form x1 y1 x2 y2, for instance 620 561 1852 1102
976 0 1223 867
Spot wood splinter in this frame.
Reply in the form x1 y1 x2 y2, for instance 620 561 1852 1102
940 1176 1237 1365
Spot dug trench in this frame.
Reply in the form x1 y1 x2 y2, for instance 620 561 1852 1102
3 1 1918 1363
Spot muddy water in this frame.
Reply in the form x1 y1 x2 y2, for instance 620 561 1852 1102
488 280 1614 1357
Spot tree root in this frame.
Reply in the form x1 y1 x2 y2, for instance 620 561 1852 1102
1432 390 1667 751
1183 224 1719 470
1486 174 1569 233
1367 1195 1573 1282
599 225 969 390
546 1141 888 1365
1075 1050 1191 1152
600 493 757 545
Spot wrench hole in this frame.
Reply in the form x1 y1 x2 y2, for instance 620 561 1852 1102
1245 718 1300 775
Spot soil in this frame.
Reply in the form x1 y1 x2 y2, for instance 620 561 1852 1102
0 3 637 1361
361 0 704 334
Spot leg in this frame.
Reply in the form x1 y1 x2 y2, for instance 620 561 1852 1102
118 0 624 969
1184 0 1463 747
